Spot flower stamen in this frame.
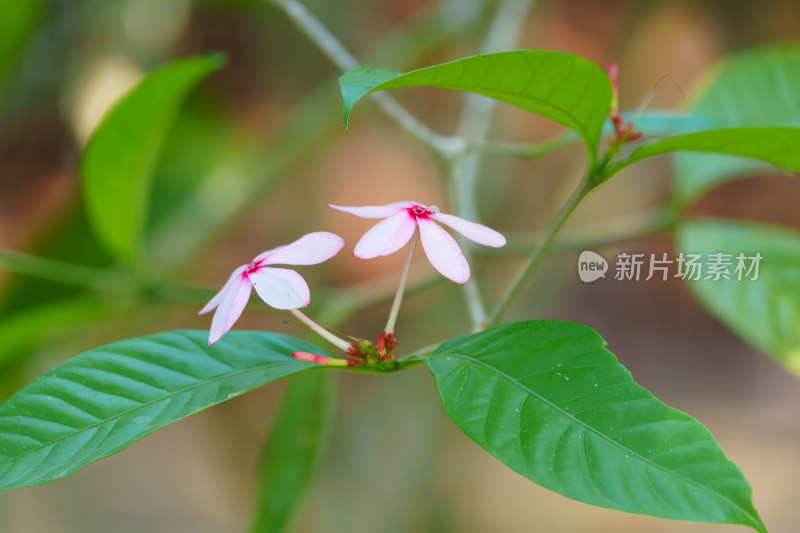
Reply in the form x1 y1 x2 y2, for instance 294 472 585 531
410 205 431 218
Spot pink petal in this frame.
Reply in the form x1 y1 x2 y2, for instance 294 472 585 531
199 265 248 315
430 213 506 248
353 211 417 259
248 267 310 309
328 201 416 219
418 217 470 284
255 232 345 266
208 274 253 345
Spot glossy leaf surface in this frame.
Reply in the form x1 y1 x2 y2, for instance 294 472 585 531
617 127 800 175
426 321 764 531
0 330 318 491
340 50 611 162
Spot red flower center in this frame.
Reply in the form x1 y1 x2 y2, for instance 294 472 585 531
410 205 431 218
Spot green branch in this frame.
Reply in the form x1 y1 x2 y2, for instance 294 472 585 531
486 172 595 327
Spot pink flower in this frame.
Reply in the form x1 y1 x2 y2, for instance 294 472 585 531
200 232 345 345
329 201 505 284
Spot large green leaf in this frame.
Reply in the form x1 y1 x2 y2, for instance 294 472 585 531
677 219 800 376
673 44 800 204
81 53 225 269
0 330 319 491
612 127 800 175
339 50 612 163
251 371 336 533
426 321 764 532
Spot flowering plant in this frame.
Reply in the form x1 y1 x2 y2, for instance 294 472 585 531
1 2 799 532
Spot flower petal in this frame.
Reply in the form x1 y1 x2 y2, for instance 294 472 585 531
353 211 417 258
255 232 345 266
199 265 248 315
248 267 310 309
208 273 252 345
430 212 506 247
328 201 416 219
418 217 470 284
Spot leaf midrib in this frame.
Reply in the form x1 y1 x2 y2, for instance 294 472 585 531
433 351 760 526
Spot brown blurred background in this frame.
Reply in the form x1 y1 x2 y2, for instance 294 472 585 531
1 0 799 532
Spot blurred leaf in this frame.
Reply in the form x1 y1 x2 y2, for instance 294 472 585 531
0 329 320 491
677 220 800 377
339 50 611 163
147 101 237 234
617 112 720 137
251 371 336 533
81 53 225 270
0 0 41 92
673 44 800 204
0 297 112 371
692 44 800 128
426 321 764 532
615 127 800 175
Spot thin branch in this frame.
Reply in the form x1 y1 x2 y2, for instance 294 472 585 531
0 249 220 305
0 249 132 294
449 0 534 330
268 0 458 156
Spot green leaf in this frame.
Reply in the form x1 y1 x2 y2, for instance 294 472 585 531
339 50 612 163
677 219 800 377
614 127 800 175
692 44 800 129
0 0 41 92
251 371 336 533
673 44 800 203
426 320 764 532
81 53 225 269
0 329 319 491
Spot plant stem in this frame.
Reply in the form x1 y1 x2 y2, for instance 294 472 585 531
268 0 457 157
0 248 133 294
449 0 534 330
288 308 353 353
486 174 593 327
385 230 419 334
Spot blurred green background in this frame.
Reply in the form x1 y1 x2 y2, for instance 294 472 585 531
1 0 799 531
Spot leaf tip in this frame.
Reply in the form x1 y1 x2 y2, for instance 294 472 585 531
342 109 351 131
